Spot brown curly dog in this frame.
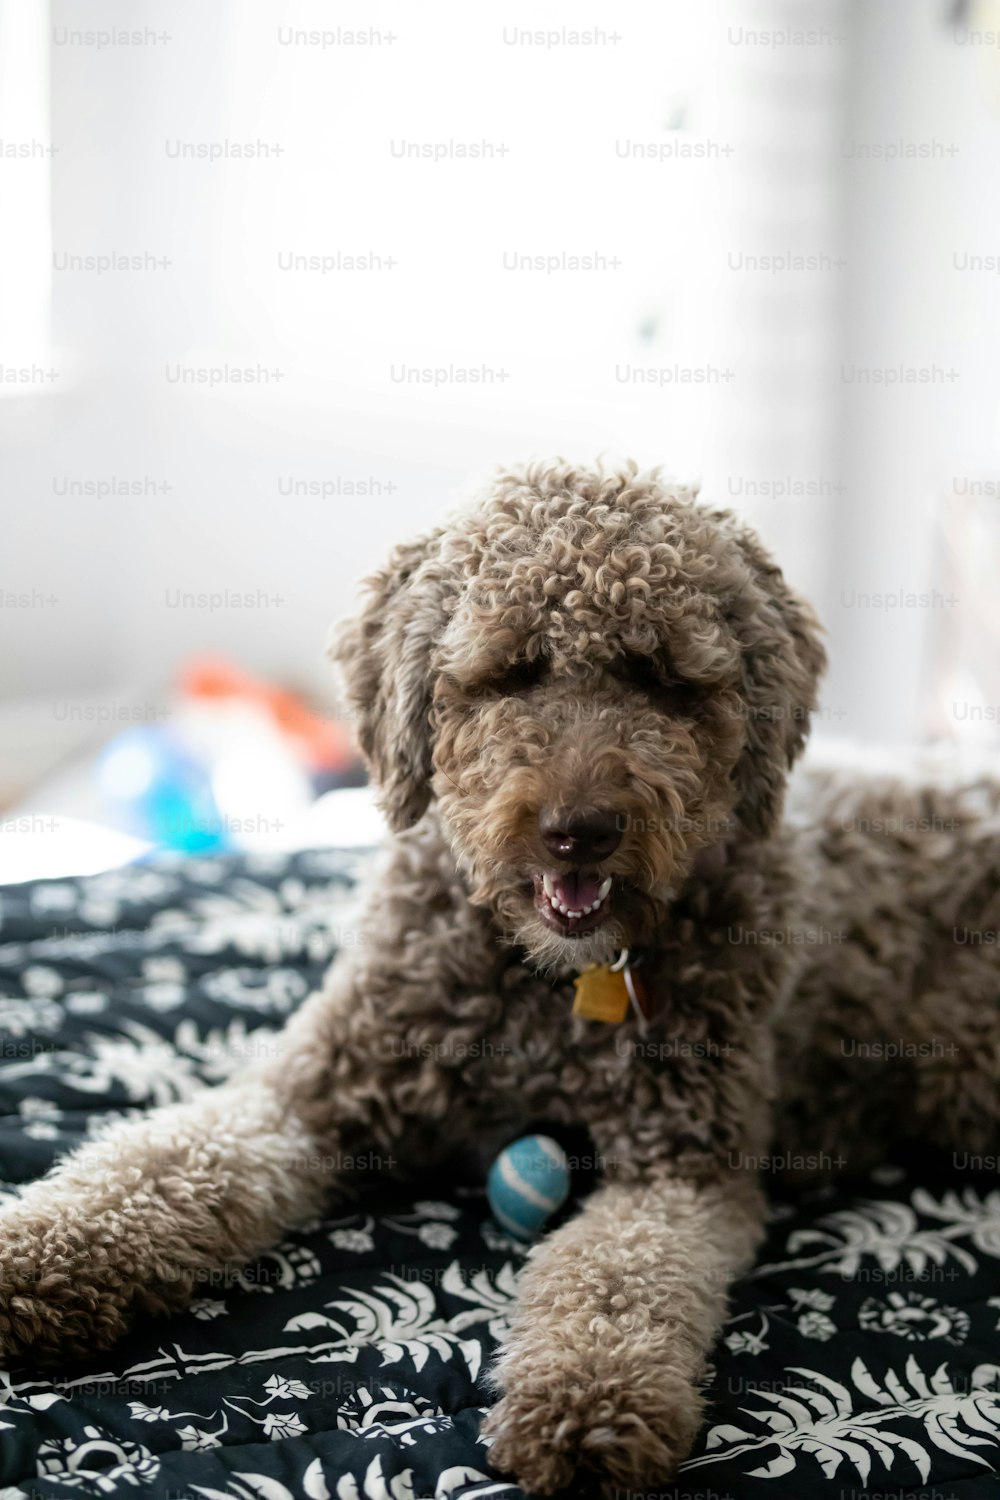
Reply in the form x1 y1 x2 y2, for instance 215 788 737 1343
1 461 998 1495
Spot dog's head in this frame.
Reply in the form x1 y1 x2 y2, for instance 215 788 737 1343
332 462 825 968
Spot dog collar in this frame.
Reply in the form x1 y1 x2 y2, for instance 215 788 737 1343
572 948 651 1032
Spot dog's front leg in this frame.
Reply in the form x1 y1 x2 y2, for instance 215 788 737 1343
0 1072 329 1363
483 1169 764 1496
0 962 394 1364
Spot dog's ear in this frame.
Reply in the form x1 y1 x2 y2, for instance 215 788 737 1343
726 523 827 840
329 528 449 832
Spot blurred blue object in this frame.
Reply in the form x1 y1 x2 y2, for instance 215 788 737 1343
97 726 230 853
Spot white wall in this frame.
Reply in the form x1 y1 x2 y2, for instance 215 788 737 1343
3 0 1000 797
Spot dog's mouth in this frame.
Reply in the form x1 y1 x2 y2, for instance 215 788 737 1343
532 870 614 936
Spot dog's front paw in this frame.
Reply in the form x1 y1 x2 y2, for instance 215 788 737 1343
0 1208 132 1365
482 1362 703 1497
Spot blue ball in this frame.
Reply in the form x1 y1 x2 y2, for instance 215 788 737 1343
487 1134 571 1242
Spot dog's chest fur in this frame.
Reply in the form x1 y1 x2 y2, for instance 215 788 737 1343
329 813 798 1180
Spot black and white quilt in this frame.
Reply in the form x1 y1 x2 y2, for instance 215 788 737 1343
0 849 998 1498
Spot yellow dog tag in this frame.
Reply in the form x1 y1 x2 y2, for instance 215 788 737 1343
572 963 631 1023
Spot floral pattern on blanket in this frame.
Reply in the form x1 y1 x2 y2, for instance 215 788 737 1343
0 849 997 1498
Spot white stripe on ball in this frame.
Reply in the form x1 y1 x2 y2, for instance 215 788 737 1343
496 1149 562 1214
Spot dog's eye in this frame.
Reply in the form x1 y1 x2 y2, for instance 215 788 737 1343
609 652 663 692
487 657 546 696
610 653 705 714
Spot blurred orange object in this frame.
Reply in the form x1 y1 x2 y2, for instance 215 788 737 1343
180 656 356 774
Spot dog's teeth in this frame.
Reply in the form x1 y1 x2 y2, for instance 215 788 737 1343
541 876 612 923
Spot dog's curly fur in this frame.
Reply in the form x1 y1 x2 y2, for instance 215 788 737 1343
1 461 998 1495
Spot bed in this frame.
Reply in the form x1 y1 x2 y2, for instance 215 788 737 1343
0 849 997 1498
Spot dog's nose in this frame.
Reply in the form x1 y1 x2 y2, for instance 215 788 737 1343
539 808 622 863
